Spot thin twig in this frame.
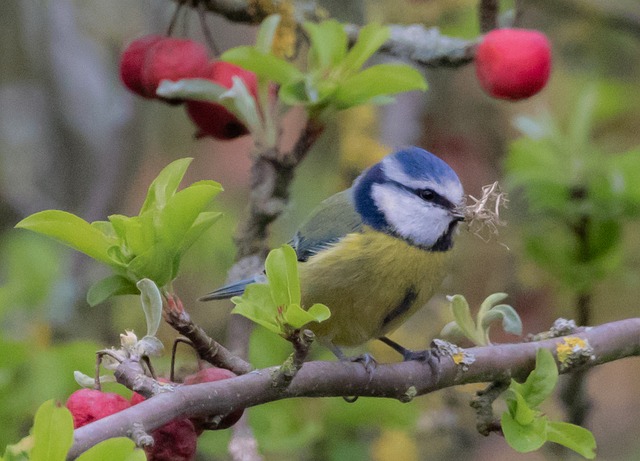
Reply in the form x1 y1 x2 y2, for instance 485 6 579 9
163 295 252 375
479 0 500 33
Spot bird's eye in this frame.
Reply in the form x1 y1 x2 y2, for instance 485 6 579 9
418 189 436 201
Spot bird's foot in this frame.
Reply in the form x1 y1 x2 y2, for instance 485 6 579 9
347 352 378 375
378 336 442 381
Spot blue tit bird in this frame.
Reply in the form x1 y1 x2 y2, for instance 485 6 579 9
201 146 465 361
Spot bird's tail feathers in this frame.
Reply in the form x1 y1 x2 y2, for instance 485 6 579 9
198 275 266 301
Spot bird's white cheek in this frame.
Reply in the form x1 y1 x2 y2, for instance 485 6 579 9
371 185 451 248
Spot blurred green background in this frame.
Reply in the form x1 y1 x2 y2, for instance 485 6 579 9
2 0 640 459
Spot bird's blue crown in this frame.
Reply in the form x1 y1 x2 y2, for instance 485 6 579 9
353 147 461 233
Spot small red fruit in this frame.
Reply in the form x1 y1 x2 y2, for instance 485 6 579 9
119 35 164 98
144 418 198 461
475 28 551 101
183 367 243 431
141 38 209 100
185 61 258 140
66 389 131 429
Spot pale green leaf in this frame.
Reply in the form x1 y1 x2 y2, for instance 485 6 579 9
77 437 146 461
177 211 222 257
284 302 330 329
439 321 466 341
137 279 162 337
546 421 597 459
157 181 222 250
481 304 523 336
306 303 331 323
520 348 559 407
334 63 427 109
511 390 539 425
448 295 478 342
30 400 74 461
279 80 311 105
255 14 281 54
220 77 262 134
231 283 281 334
304 19 348 71
16 211 116 266
139 158 193 214
221 46 303 84
156 79 228 102
340 23 390 73
501 410 547 453
265 245 301 308
126 243 175 287
477 292 509 321
87 275 138 307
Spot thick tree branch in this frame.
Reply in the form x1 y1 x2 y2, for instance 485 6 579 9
68 318 640 459
174 0 478 69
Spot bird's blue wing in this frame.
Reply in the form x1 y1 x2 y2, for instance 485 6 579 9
291 188 363 261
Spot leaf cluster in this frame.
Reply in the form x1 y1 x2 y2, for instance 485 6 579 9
158 15 427 132
506 88 640 290
440 293 521 346
230 245 330 338
16 159 222 305
501 349 596 458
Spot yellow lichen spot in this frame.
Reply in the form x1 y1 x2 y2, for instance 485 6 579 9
452 351 466 365
556 336 589 364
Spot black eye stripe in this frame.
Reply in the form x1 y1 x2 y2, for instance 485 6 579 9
386 180 456 210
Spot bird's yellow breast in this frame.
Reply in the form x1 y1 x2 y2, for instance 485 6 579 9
298 227 453 347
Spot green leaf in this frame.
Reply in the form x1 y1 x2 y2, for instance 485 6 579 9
448 295 479 343
511 390 538 425
77 437 146 461
256 14 281 54
477 292 509 320
177 211 222 256
340 23 390 73
156 79 228 102
139 158 193 214
304 19 348 72
501 410 547 453
231 283 281 334
30 400 74 461
519 348 558 407
137 279 162 337
158 181 222 250
265 245 301 308
15 211 116 266
87 275 138 307
220 77 262 133
334 64 427 109
546 421 596 459
284 303 331 329
221 46 303 85
481 304 523 336
126 243 175 287
439 321 466 341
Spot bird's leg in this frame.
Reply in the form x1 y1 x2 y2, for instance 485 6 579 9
378 336 441 381
321 340 377 403
378 336 430 361
323 340 377 374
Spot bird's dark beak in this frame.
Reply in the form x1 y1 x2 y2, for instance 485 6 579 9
450 209 465 222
